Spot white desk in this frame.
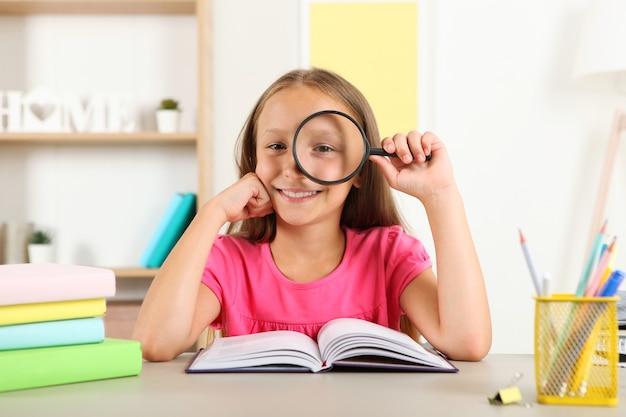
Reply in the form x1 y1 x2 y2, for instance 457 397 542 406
0 354 624 416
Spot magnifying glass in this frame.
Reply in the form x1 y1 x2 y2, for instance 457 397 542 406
292 110 430 186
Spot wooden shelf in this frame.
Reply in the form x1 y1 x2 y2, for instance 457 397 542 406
0 132 197 145
0 0 213 301
0 0 213 204
0 0 213 343
112 267 158 279
0 0 195 15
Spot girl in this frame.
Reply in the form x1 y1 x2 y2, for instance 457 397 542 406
133 68 491 362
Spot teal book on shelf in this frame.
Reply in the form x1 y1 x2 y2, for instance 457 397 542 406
0 317 105 351
139 192 184 267
146 192 197 268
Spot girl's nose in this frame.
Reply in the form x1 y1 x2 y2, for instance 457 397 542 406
282 152 305 178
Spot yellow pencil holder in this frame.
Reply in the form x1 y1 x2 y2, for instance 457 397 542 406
534 294 619 406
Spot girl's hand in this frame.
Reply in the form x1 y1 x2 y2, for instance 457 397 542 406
213 172 274 224
369 131 456 200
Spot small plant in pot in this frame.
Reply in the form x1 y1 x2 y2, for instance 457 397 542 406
28 229 55 263
156 98 181 133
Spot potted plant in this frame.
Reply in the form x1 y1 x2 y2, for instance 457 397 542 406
28 229 55 263
156 98 181 133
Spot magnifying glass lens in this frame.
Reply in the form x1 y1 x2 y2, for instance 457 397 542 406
294 112 366 185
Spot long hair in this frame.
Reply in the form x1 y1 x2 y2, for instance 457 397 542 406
227 68 408 241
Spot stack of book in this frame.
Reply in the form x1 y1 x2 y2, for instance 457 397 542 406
619 290 626 366
139 192 197 268
0 263 142 392
617 325 626 368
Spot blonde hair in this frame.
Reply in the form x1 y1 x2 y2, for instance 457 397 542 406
228 68 408 241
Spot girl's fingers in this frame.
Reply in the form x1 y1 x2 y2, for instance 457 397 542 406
247 186 273 218
382 130 437 164
381 136 396 154
420 131 439 157
392 133 413 164
407 130 428 162
368 154 399 188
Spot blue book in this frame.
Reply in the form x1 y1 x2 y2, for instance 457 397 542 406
146 192 197 268
0 317 105 351
139 193 184 267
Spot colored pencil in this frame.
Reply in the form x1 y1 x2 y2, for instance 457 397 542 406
519 229 542 295
576 220 607 297
584 237 616 297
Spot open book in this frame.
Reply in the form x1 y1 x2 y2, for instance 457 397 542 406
186 318 457 373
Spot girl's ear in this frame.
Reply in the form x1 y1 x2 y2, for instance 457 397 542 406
352 174 362 189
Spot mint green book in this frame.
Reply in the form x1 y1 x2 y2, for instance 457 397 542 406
0 338 142 392
146 192 197 268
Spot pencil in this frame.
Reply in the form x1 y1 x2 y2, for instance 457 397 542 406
597 270 625 298
543 302 604 397
519 229 542 295
595 239 618 294
576 220 608 297
571 271 624 397
584 237 616 297
567 304 605 397
541 273 552 297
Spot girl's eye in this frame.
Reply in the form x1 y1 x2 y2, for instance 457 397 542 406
268 143 287 151
313 144 334 153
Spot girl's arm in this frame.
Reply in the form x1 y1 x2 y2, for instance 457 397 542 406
370 132 492 361
133 173 273 361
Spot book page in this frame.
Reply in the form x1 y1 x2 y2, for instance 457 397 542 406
317 318 454 370
187 330 325 372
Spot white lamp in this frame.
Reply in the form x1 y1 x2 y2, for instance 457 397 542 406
572 0 626 249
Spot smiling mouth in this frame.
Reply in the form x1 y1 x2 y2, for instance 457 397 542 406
280 190 320 199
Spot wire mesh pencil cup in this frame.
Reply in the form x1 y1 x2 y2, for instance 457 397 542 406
534 294 619 406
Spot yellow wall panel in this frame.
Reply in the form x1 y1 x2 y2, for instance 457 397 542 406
310 2 418 138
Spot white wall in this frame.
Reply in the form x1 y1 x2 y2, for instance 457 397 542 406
1 0 624 353
423 0 626 354
212 0 626 354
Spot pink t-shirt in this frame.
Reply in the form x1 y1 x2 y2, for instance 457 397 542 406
201 225 431 340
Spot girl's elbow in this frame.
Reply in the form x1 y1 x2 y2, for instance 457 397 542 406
457 316 492 361
452 333 492 362
436 327 491 362
133 329 179 362
137 338 179 362
460 340 491 361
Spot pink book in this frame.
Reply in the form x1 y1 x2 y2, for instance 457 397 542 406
0 263 116 306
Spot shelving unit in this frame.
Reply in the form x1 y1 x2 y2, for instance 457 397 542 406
0 1 196 15
113 267 159 279
0 0 213 280
0 132 196 145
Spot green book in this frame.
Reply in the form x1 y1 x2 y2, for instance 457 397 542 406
0 338 142 392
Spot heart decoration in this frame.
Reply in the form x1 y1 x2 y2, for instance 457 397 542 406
21 87 65 132
29 101 57 122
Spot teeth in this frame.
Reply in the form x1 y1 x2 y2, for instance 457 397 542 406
283 190 317 198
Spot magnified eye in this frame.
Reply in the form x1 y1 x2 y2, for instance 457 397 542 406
293 110 373 185
313 144 336 154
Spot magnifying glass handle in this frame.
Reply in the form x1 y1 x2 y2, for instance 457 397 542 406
369 148 394 157
370 148 432 161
